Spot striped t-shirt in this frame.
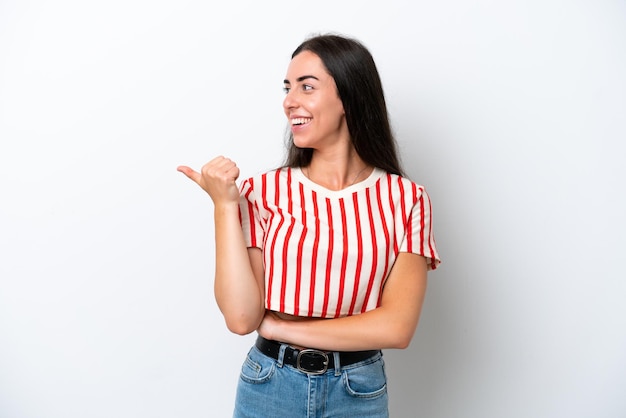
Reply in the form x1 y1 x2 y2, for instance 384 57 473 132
238 166 440 319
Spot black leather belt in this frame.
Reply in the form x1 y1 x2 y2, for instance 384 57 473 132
255 336 380 375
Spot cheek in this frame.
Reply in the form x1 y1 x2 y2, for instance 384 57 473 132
326 96 345 119
327 101 346 126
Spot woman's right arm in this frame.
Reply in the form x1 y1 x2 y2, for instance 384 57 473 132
177 156 265 335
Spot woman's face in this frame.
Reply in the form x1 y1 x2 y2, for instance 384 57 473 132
283 51 348 150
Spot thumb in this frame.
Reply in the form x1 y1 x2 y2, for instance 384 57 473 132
176 165 201 184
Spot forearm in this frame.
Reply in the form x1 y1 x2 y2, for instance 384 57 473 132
269 307 419 351
213 203 264 335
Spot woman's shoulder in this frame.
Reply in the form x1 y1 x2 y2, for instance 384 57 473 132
377 170 427 191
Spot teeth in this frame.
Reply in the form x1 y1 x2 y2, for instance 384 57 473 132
291 118 312 125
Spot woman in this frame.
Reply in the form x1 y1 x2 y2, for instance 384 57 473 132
178 34 440 418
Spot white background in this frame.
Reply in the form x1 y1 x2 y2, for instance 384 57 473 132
1 1 625 417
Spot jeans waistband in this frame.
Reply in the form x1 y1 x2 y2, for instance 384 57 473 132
255 336 380 375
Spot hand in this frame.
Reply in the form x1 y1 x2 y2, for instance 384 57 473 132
257 310 282 341
177 156 241 205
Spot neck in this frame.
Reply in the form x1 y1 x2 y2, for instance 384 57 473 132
304 153 372 191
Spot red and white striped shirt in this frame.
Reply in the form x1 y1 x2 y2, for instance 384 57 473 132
238 167 440 319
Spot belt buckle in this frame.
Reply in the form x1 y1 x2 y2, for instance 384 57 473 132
296 349 329 375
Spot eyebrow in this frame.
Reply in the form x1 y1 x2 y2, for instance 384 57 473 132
283 75 320 84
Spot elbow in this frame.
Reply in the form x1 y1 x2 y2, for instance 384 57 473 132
226 322 256 336
392 335 413 349
224 313 262 336
386 324 416 349
387 333 412 349
217 298 264 336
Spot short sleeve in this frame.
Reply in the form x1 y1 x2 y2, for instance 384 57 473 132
238 177 264 249
398 187 441 270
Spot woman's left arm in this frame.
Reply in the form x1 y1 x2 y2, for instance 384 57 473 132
257 252 428 351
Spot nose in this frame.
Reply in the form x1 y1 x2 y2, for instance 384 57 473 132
283 89 298 111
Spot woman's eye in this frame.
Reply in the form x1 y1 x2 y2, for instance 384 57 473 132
283 84 312 94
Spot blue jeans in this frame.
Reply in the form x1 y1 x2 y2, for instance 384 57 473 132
233 343 389 418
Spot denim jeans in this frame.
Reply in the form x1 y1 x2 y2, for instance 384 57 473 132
233 344 389 418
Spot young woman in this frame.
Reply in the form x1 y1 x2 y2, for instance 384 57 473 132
178 34 440 418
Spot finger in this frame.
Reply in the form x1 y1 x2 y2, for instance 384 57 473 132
218 158 240 179
206 156 235 171
202 158 239 182
206 155 233 171
176 165 201 184
223 164 241 182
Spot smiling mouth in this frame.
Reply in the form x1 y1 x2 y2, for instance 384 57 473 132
291 117 312 126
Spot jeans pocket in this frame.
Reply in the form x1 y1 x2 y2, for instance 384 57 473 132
342 355 388 398
239 347 276 384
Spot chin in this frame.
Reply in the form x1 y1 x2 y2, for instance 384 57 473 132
292 137 313 149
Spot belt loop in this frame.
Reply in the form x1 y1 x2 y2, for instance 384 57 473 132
333 351 341 376
276 343 287 368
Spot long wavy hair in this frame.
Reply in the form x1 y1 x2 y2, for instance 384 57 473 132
283 34 404 176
